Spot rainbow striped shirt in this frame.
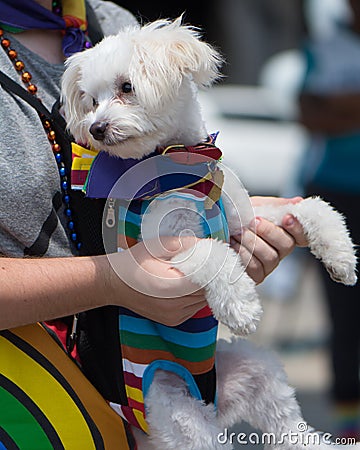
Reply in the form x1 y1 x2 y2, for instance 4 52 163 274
73 136 228 433
113 144 228 432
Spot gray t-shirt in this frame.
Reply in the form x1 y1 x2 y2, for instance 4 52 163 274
0 1 137 257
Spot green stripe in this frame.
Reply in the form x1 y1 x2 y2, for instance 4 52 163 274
118 221 140 239
125 221 140 239
0 385 53 449
207 229 227 241
120 330 216 362
1 24 23 34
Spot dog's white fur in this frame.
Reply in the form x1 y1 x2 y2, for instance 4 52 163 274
62 17 221 159
61 18 357 449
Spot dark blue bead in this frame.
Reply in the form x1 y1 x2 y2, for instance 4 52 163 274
65 208 72 217
64 195 70 204
77 242 82 250
61 181 68 190
59 167 66 176
55 153 62 163
71 232 77 241
68 221 74 230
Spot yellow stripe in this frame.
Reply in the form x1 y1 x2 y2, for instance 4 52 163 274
0 336 96 449
160 144 186 155
71 143 99 159
125 385 144 404
72 158 94 171
124 385 148 433
133 409 148 433
62 0 86 24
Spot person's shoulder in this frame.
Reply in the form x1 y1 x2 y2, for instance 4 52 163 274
87 0 138 36
0 49 17 101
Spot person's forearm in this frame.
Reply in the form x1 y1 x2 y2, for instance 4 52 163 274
0 255 112 330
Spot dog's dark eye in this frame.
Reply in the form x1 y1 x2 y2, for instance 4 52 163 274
92 97 98 107
121 82 132 94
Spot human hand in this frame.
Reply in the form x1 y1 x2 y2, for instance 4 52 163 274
106 236 207 326
230 196 308 284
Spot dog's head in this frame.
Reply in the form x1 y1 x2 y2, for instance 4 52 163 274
61 17 222 159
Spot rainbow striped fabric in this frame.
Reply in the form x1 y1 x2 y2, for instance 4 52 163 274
117 305 219 433
0 324 132 449
112 146 229 432
71 143 99 191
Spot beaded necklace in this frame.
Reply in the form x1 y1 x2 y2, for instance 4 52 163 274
52 0 63 17
0 27 84 252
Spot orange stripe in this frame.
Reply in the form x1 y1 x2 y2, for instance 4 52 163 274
121 345 214 375
126 237 138 248
117 235 137 249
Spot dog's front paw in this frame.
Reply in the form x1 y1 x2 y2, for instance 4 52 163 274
327 261 357 285
171 239 262 335
294 197 357 286
254 196 358 286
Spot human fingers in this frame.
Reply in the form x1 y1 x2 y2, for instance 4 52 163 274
132 235 200 261
250 196 308 247
250 217 297 260
231 236 265 284
240 224 281 282
127 254 203 297
282 214 308 247
108 244 205 300
117 272 207 326
231 215 297 283
140 292 208 327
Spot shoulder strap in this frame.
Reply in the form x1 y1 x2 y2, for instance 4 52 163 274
0 71 50 116
86 0 105 45
0 69 107 257
0 72 68 136
0 71 74 171
77 306 128 406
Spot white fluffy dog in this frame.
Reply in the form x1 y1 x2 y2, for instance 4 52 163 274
61 18 357 450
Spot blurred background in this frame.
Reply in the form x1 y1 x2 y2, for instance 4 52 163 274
114 0 360 445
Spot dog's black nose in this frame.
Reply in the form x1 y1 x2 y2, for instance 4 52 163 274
90 121 108 140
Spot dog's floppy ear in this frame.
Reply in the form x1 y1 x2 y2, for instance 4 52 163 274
130 17 223 109
60 51 90 138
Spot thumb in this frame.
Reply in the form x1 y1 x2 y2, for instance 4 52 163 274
282 214 308 247
137 235 200 260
